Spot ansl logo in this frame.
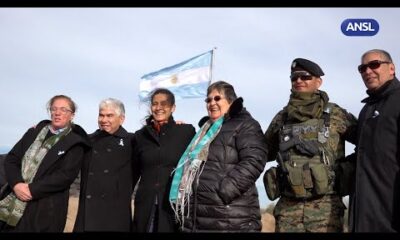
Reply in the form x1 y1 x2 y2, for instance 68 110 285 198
341 19 379 36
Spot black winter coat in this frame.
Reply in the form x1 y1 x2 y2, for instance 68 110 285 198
4 120 90 232
183 98 267 232
132 117 195 232
350 78 400 232
74 127 134 232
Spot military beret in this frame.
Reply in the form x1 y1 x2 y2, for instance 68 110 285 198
291 58 325 77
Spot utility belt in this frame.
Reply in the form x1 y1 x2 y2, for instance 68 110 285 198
264 154 355 200
264 154 334 200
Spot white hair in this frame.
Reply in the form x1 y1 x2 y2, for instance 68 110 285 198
99 98 125 117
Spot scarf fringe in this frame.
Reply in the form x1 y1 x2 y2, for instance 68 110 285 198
169 117 224 230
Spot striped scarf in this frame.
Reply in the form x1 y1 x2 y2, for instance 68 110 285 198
169 117 224 228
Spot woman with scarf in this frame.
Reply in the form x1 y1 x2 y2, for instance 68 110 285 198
169 80 267 232
263 58 357 232
132 88 195 232
0 95 90 232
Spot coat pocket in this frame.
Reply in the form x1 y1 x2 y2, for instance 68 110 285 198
263 167 281 201
310 164 329 195
285 163 307 198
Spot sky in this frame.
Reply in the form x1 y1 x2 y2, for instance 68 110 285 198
0 8 399 208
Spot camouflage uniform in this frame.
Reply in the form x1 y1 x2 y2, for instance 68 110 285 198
264 103 357 232
274 194 345 232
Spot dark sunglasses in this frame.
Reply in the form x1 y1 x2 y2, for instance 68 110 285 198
205 95 223 103
290 74 313 82
358 60 391 73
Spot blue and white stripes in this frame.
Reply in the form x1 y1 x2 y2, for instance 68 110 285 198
139 50 213 102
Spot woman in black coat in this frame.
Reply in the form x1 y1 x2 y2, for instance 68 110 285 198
169 81 267 232
0 95 90 232
132 88 195 232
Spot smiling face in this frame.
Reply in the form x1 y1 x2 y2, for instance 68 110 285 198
206 89 231 122
291 70 322 93
360 52 395 91
50 98 75 130
151 93 175 123
98 106 124 134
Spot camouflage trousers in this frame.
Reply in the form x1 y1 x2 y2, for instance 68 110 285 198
274 194 345 232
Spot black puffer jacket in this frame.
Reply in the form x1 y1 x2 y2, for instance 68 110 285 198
183 98 268 232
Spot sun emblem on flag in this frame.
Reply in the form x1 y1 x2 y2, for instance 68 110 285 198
170 74 178 85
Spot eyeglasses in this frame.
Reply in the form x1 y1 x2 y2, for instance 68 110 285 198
49 107 73 114
358 60 391 73
290 74 313 82
205 95 224 103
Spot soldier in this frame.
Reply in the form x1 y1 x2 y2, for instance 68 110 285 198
263 58 357 232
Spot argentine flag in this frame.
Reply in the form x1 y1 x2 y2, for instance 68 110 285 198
139 50 213 102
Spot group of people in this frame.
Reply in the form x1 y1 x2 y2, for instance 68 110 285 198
263 48 400 233
0 48 399 233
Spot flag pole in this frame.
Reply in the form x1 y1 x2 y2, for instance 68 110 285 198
210 47 217 84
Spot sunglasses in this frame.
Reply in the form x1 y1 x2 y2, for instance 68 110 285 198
205 95 224 103
49 107 73 114
290 74 313 82
358 60 391 73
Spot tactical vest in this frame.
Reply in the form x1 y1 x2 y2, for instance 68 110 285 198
277 103 344 199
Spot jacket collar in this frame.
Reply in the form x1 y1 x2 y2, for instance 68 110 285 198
35 120 89 145
92 126 129 139
362 77 400 104
145 115 176 127
143 115 176 144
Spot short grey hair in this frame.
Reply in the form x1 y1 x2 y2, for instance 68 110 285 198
361 49 393 63
99 98 125 117
207 80 237 104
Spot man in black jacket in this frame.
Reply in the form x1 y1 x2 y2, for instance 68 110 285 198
349 49 400 232
74 98 134 232
0 154 6 187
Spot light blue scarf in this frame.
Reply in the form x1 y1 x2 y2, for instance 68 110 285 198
169 116 224 227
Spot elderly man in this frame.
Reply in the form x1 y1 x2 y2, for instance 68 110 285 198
263 58 357 232
74 98 134 232
349 49 400 232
